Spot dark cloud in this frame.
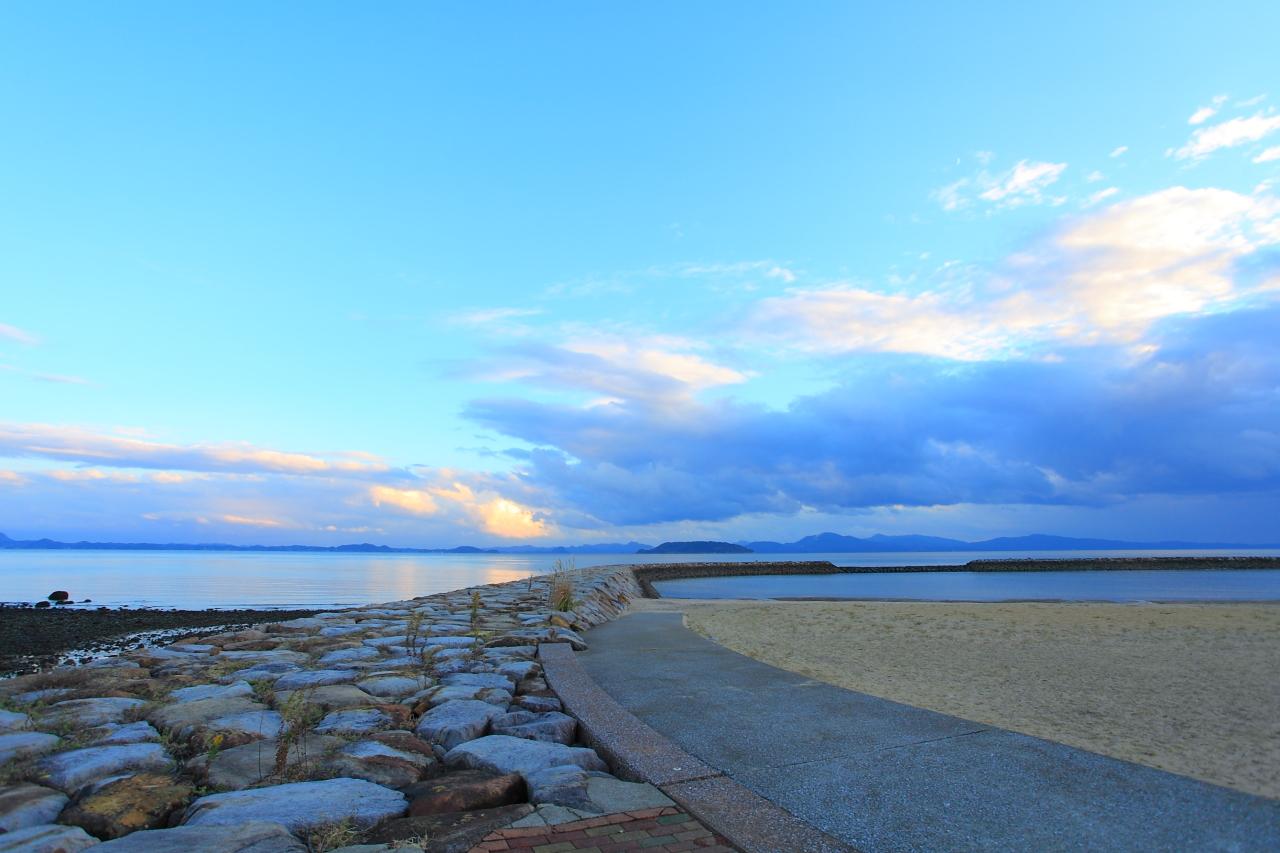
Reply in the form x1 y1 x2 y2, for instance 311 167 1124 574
464 306 1280 527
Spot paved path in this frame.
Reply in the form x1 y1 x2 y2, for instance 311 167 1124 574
580 611 1280 852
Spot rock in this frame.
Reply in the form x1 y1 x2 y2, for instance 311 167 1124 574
272 669 358 691
0 824 99 852
167 682 252 704
366 730 438 763
220 662 299 683
324 741 433 789
496 661 541 684
0 732 61 764
513 695 562 714
0 709 31 732
187 734 344 790
318 624 366 637
584 776 674 813
276 684 371 711
423 636 476 649
38 744 175 794
443 736 607 779
148 697 267 739
414 701 504 752
59 772 194 840
422 684 511 708
354 676 422 700
205 709 282 742
362 804 533 851
34 600 51 609
40 698 146 728
88 723 160 746
47 591 70 602
317 647 380 665
508 803 601 827
92 821 305 852
440 672 515 692
0 785 69 833
314 709 390 735
524 765 594 810
491 710 576 744
404 770 525 816
180 778 406 832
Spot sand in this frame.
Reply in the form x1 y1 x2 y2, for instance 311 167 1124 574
644 599 1280 799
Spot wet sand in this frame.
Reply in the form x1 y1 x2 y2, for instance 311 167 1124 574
639 599 1280 799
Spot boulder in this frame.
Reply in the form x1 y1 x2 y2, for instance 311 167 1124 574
38 743 175 794
47 591 70 602
205 709 282 742
59 772 194 839
491 710 576 744
443 736 607 779
314 709 390 735
92 821 305 852
421 684 511 708
148 697 267 739
180 778 406 833
354 676 422 700
187 734 344 790
317 647 380 665
524 764 594 810
324 741 432 789
272 669 358 691
404 770 525 816
275 684 371 711
0 732 61 764
40 698 146 728
167 682 252 704
440 672 515 692
496 661 541 684
0 709 30 732
0 785 68 833
88 722 160 746
414 701 504 752
512 695 562 714
0 823 99 852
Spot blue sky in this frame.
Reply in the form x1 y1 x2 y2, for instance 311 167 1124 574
3 2 1279 545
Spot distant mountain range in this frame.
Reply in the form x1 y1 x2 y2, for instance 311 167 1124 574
0 530 1274 555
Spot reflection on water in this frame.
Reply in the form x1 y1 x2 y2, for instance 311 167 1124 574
653 569 1280 602
2 549 1279 609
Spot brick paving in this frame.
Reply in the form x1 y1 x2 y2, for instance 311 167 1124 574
469 806 736 852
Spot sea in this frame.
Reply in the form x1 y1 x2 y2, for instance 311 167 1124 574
2 549 1280 609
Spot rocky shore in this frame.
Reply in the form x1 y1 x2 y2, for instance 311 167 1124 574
0 565 681 851
0 607 322 677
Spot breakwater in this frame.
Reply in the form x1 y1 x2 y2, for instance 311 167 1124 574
632 556 1280 597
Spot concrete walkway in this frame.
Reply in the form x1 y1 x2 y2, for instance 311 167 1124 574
580 611 1280 852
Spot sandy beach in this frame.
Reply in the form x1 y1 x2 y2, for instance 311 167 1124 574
639 599 1280 799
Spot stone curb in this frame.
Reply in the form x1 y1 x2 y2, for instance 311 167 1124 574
539 641 858 853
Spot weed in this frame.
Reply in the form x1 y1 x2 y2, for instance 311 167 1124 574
469 590 483 630
404 612 425 657
249 679 276 707
204 732 225 763
274 689 322 777
548 558 579 612
306 818 358 851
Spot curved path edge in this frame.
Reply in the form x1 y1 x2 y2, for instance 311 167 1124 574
539 641 858 853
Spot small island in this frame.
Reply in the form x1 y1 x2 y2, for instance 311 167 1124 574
637 540 753 554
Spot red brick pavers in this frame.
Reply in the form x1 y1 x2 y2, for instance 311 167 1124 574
469 806 736 852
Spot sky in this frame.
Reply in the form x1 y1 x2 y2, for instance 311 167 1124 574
2 2 1279 546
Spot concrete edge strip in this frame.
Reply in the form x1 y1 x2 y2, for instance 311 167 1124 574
539 641 858 853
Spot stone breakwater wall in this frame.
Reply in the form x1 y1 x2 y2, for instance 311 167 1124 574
632 556 1280 597
0 564 663 852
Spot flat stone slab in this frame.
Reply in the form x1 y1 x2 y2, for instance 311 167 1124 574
0 732 61 764
168 681 252 704
39 697 146 728
0 785 69 833
189 734 345 790
355 675 423 699
415 700 505 752
38 743 175 794
444 735 607 779
0 710 30 732
148 697 268 737
93 820 306 851
181 777 406 832
89 722 160 746
315 708 391 735
0 823 99 852
272 669 359 690
318 646 381 665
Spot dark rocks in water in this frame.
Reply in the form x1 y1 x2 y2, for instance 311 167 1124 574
35 601 51 609
48 591 70 602
637 540 753 554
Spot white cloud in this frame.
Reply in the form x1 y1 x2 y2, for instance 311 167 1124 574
451 307 543 326
1086 170 1105 183
749 185 1280 359
0 323 39 345
1173 112 1280 160
938 160 1068 211
1255 146 1280 164
1189 94 1228 125
1110 146 1128 158
1084 187 1119 206
369 480 551 538
934 179 970 211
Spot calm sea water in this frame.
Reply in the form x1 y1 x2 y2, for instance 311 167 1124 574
653 567 1280 602
2 549 1278 608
